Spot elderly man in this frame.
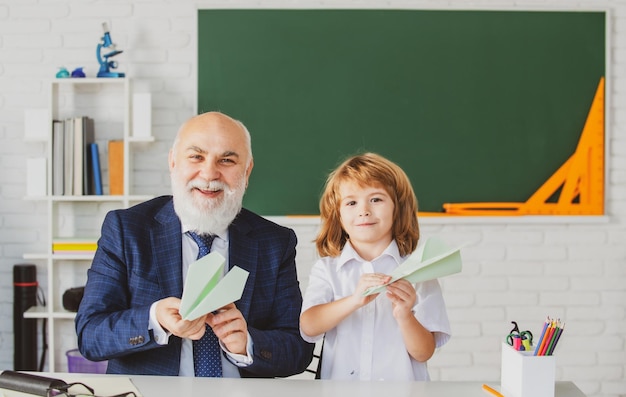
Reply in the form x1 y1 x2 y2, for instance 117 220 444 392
76 112 314 377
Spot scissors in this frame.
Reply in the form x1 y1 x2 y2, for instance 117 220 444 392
506 321 533 351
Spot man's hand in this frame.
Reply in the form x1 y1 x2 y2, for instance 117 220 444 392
155 297 208 340
207 303 248 355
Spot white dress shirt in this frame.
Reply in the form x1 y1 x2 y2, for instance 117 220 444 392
300 240 451 381
149 226 253 377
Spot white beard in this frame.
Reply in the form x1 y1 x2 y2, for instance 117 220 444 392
171 173 246 235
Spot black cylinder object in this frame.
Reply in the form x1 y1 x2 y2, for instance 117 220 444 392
13 264 38 371
0 371 66 396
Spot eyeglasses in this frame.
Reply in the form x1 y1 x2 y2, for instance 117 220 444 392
46 382 137 397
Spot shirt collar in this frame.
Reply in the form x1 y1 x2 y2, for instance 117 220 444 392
181 224 229 243
337 240 403 269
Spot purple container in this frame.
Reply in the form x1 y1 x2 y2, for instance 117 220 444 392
66 349 107 374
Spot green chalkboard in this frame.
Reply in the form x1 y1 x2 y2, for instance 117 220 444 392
198 9 605 215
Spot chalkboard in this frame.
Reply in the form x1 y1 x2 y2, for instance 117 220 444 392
198 9 605 215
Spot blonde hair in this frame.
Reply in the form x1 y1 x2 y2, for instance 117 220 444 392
315 152 419 257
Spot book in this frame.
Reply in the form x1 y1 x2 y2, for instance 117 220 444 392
51 120 64 196
52 238 98 254
83 117 95 194
63 118 74 195
53 244 98 254
73 117 95 195
72 117 84 196
179 252 249 321
89 143 103 195
53 243 97 250
108 140 124 195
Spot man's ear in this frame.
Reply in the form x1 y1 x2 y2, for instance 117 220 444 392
168 149 175 171
244 159 254 187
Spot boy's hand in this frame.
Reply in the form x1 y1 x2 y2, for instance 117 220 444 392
351 273 391 307
385 279 417 320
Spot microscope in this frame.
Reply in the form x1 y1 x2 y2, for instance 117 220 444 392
96 22 125 78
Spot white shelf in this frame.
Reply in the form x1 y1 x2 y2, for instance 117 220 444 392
24 306 76 320
25 194 153 202
52 77 127 85
62 194 153 201
24 253 95 261
23 77 153 372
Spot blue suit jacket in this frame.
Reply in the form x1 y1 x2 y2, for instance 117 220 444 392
75 196 314 377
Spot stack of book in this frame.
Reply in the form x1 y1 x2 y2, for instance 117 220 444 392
52 116 103 196
52 238 98 255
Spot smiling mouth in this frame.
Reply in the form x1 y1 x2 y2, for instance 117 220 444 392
196 187 223 195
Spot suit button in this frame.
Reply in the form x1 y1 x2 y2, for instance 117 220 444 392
137 335 144 344
260 350 272 360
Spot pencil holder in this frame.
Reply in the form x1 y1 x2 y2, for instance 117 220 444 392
501 342 555 397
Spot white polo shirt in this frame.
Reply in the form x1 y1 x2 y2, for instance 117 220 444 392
301 240 451 381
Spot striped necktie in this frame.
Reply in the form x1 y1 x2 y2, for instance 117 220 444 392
187 231 223 377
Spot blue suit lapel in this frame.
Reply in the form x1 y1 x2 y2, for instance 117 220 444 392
152 200 184 298
228 211 258 318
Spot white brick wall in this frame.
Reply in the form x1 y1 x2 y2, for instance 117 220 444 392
1 1 625 396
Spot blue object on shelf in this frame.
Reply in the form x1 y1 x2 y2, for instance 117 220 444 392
71 67 86 78
96 22 125 78
56 67 70 78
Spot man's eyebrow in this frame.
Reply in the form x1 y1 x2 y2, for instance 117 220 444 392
185 145 206 154
183 147 240 158
222 150 240 158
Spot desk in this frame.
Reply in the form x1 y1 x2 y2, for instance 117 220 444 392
128 377 586 397
0 374 586 397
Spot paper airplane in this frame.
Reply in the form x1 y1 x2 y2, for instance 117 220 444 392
363 236 464 296
179 251 249 321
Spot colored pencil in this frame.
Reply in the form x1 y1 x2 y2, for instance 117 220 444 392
539 320 557 356
547 323 565 355
537 319 554 356
544 320 561 356
534 317 550 356
482 384 505 397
